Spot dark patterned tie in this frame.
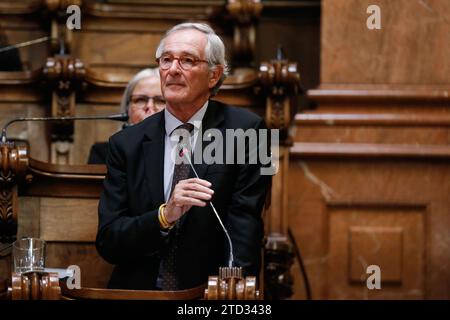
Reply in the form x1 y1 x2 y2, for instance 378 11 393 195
160 123 194 290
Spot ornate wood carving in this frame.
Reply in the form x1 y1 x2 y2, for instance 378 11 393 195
258 50 301 299
204 267 260 300
259 49 300 138
0 143 28 244
227 0 263 66
11 272 61 300
43 56 85 116
41 0 85 164
43 56 85 164
9 268 259 300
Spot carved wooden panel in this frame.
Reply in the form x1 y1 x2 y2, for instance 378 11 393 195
287 155 449 299
328 204 425 299
40 197 98 242
349 226 403 284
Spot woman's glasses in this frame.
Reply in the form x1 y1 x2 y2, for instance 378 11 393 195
129 95 166 110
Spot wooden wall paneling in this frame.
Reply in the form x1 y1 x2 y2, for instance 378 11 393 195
321 0 450 85
17 197 41 239
284 0 450 300
0 81 43 100
328 203 425 299
72 26 165 70
291 84 450 299
287 154 450 299
39 197 99 242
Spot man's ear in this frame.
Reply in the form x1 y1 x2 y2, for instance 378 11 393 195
208 65 224 89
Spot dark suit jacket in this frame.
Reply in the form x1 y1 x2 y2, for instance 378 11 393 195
96 100 271 290
88 142 109 164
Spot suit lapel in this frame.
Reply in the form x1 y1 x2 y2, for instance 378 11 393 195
142 113 166 207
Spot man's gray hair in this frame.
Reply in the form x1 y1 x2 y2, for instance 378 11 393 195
121 68 160 115
155 22 229 96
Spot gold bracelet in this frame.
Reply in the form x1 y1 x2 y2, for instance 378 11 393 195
158 211 166 229
158 203 169 228
162 205 175 228
160 204 170 226
158 203 174 229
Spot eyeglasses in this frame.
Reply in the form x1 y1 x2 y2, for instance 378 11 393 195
129 95 166 110
156 53 208 70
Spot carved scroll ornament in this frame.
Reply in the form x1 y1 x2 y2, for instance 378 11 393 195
43 56 85 163
0 143 28 243
259 57 300 137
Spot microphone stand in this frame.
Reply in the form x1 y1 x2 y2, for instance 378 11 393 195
180 144 235 268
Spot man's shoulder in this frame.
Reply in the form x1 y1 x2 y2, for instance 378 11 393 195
210 100 265 128
87 142 109 164
109 111 162 144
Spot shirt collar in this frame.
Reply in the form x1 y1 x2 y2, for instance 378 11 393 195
164 100 209 136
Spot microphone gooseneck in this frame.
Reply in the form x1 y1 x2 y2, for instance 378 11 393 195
1 113 129 143
180 143 235 268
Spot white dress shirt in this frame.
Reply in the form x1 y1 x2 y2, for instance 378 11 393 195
163 101 208 202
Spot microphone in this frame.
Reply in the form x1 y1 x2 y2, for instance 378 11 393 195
1 113 129 143
178 143 235 268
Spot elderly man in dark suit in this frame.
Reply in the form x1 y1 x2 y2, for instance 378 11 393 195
96 22 271 290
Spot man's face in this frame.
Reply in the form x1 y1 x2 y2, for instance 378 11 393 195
159 29 221 110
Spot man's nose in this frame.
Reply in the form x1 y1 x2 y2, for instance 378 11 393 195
167 59 181 74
